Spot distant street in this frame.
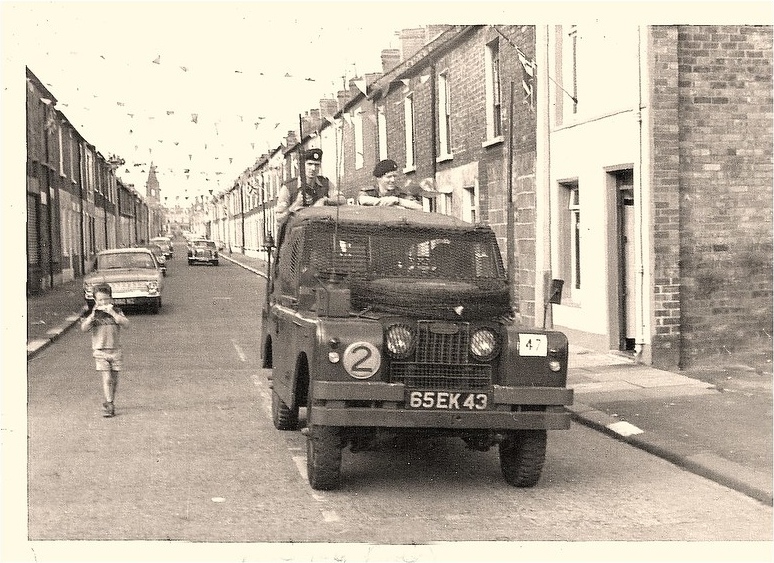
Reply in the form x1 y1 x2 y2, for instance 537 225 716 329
26 244 772 542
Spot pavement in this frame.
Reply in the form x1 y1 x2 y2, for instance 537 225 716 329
26 249 773 505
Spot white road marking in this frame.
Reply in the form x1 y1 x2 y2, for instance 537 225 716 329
607 420 644 436
231 339 246 362
252 373 339 521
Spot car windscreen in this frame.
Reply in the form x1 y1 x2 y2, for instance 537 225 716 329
98 253 157 270
193 241 216 248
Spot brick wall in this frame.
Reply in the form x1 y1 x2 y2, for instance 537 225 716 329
650 26 683 368
653 25 773 368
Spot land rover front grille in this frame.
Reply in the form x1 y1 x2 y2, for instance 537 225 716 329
388 321 493 390
390 363 492 389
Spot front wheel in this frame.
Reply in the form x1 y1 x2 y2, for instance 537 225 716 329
306 425 343 490
271 390 299 430
499 430 547 488
211 260 219 266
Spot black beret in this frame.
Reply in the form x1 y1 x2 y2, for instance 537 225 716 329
303 148 323 162
373 159 398 178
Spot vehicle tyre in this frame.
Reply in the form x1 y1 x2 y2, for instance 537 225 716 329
271 390 299 430
211 260 219 266
305 390 343 490
306 425 343 491
149 298 161 315
499 430 547 488
188 260 193 266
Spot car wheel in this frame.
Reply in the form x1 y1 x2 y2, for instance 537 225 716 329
188 260 193 266
149 298 161 315
499 430 547 488
271 390 299 430
211 260 219 266
306 391 343 490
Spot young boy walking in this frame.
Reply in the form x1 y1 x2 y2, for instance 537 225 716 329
80 284 130 417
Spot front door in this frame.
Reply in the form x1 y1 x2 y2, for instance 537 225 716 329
617 171 636 351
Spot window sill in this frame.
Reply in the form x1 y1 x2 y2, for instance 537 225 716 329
436 153 454 164
402 165 416 174
482 136 504 149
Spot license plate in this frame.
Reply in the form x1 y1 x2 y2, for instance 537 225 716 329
113 298 135 305
406 390 490 411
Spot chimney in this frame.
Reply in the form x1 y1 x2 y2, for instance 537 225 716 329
286 130 298 147
425 24 452 42
337 89 348 111
319 98 338 121
399 28 426 61
381 48 401 72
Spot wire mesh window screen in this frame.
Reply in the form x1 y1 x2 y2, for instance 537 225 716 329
303 224 505 282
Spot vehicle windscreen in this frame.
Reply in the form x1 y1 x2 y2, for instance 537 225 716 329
98 253 157 270
193 241 216 249
302 224 505 281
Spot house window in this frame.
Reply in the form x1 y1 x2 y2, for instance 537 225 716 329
463 186 477 223
353 111 364 170
557 25 579 124
58 126 64 176
485 40 502 140
68 131 76 182
563 182 581 292
569 25 579 115
438 71 452 156
377 103 387 161
404 94 416 169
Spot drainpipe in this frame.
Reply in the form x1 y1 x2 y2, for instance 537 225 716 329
77 140 85 275
430 63 438 181
535 25 554 328
634 25 651 363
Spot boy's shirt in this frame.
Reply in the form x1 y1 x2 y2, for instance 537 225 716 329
90 308 124 351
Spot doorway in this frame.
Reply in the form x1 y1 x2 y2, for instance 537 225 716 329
614 169 636 352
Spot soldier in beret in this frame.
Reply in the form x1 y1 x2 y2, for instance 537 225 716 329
358 159 423 210
275 148 345 227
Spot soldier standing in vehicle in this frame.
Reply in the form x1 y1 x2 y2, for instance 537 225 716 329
358 159 423 210
275 148 344 228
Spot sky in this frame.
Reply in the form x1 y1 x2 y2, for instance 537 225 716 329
9 1 428 203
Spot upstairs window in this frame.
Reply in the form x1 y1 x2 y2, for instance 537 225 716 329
438 71 452 157
377 103 388 161
353 111 364 170
485 40 503 140
404 93 416 169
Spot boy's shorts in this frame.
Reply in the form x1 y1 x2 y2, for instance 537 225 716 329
93 349 123 371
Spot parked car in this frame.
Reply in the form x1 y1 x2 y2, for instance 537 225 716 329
187 239 219 266
150 236 173 259
145 244 168 277
83 248 164 313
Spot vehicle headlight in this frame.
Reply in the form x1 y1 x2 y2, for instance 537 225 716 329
470 328 499 361
385 324 415 359
147 280 159 293
83 283 95 299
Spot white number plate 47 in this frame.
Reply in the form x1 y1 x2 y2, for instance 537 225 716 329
518 334 548 356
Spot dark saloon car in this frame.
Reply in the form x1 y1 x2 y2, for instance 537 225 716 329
188 239 219 266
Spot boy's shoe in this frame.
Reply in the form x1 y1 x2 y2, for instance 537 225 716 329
102 401 115 417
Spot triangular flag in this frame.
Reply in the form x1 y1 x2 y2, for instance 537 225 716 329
352 77 367 96
153 55 161 64
191 114 198 123
419 74 430 84
400 79 410 87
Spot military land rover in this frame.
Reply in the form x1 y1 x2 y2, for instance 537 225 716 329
261 205 573 490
